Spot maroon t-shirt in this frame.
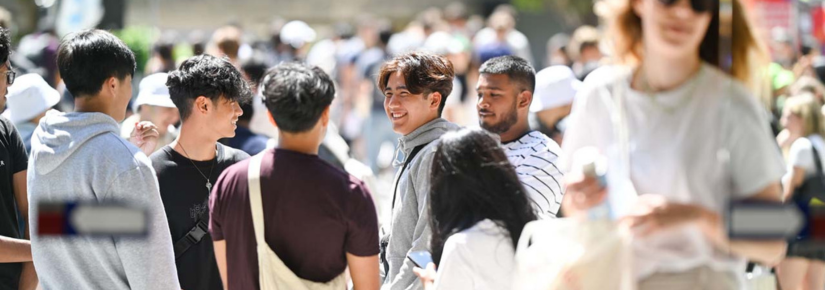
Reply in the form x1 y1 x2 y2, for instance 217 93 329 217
209 149 379 289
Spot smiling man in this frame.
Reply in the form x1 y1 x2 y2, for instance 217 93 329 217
149 54 251 290
477 56 564 218
377 52 461 290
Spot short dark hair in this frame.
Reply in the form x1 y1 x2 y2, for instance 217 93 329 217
57 29 136 97
0 27 10 64
261 62 335 133
377 52 454 115
166 54 252 120
479 55 536 93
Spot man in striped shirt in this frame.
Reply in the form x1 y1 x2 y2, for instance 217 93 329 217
476 56 565 218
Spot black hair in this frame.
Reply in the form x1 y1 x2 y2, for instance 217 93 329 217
0 27 9 64
166 54 252 120
261 62 335 133
57 29 136 97
239 101 253 123
429 128 538 266
479 55 536 93
241 52 268 88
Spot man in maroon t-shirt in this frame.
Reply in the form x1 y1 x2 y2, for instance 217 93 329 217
209 62 380 290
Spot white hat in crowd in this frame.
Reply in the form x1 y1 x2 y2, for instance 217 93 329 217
280 20 317 49
1 73 60 124
133 72 176 112
530 65 581 113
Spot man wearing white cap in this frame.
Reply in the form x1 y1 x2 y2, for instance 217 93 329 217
476 56 564 218
530 65 581 146
121 72 180 153
2 73 60 154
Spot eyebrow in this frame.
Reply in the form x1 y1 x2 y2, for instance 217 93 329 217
384 85 408 91
477 86 504 91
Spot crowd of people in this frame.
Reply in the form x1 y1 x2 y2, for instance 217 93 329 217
0 0 823 289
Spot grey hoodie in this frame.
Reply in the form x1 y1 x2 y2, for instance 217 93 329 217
383 118 460 290
28 112 180 289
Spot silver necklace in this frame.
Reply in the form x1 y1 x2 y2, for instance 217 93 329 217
638 66 703 114
178 142 217 193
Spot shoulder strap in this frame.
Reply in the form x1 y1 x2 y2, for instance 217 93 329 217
247 153 267 244
811 144 824 177
173 145 227 259
391 142 431 212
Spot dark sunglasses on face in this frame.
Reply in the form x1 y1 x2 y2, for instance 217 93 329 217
4 69 15 85
657 0 716 13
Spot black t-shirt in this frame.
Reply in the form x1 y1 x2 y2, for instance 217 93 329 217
0 117 26 289
150 143 250 290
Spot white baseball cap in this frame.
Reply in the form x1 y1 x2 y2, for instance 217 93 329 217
530 65 581 113
280 21 317 49
133 73 176 112
1 73 60 124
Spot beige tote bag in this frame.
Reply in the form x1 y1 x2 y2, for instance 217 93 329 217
247 153 347 290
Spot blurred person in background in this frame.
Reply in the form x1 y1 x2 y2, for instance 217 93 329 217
2 74 60 155
562 0 787 289
473 5 533 65
29 29 179 290
772 27 797 70
546 33 572 68
221 52 269 156
378 52 460 290
209 25 243 68
412 128 538 289
145 31 178 74
776 93 825 290
121 73 180 154
530 65 580 146
567 25 604 80
0 26 37 290
279 20 317 62
152 54 252 290
210 63 379 290
476 56 564 218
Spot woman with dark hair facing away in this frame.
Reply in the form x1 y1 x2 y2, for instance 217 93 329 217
413 128 537 289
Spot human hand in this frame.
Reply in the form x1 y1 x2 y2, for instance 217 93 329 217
620 195 721 239
413 262 436 290
130 121 159 155
563 172 608 216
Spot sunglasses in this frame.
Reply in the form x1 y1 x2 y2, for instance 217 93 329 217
4 69 15 85
657 0 716 13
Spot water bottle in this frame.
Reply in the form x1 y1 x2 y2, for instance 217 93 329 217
571 146 611 220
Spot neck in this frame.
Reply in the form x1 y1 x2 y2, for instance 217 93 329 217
74 96 118 120
173 120 218 161
277 130 321 155
500 120 531 143
636 50 702 92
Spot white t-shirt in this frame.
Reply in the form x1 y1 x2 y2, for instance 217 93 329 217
503 131 564 218
561 64 785 280
785 135 825 186
433 219 515 290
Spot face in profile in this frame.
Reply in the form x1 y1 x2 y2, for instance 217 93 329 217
0 62 10 109
476 73 520 135
204 96 242 139
634 0 713 60
384 71 439 136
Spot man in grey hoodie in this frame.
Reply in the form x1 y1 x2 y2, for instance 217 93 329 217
27 29 180 289
377 52 460 290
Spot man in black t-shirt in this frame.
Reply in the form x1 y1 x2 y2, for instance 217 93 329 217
0 27 37 290
149 54 251 290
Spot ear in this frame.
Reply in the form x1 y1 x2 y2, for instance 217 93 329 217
267 110 278 127
429 92 442 113
518 90 533 110
322 106 331 126
105 77 118 96
194 96 210 115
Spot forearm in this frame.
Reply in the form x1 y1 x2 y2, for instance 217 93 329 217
18 262 38 290
728 240 787 266
0 235 32 263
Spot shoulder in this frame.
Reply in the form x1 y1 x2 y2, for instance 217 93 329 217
220 143 251 163
0 116 17 139
92 132 152 173
704 65 767 121
445 220 511 254
790 137 814 156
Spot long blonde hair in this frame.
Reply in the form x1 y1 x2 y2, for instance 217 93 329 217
606 0 770 97
785 93 825 137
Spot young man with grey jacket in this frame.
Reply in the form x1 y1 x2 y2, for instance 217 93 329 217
377 52 461 290
28 29 180 289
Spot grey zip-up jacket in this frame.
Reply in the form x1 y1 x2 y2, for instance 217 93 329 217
28 112 180 289
383 118 460 290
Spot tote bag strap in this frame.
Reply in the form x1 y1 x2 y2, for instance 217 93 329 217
247 153 267 244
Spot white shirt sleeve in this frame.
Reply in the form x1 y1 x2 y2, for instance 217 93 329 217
726 93 786 199
788 137 815 173
432 236 474 290
560 71 616 173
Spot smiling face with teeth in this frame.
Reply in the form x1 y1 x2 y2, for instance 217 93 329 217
204 95 243 139
383 71 442 136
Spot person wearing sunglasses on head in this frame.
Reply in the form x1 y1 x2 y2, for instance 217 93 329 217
562 0 786 289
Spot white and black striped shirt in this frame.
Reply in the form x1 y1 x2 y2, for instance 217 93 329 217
503 131 564 218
